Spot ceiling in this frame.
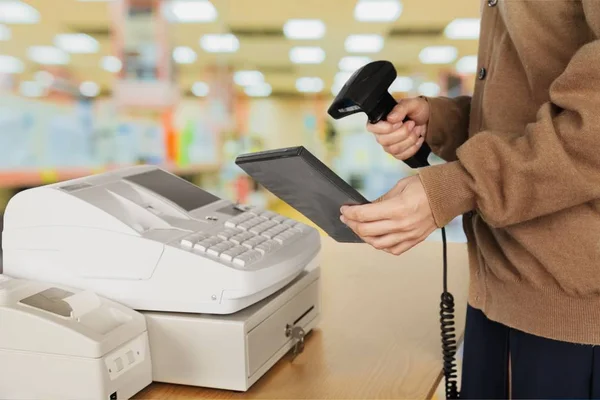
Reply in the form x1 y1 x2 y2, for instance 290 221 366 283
0 0 480 97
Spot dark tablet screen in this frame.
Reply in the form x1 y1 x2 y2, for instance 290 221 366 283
235 146 370 243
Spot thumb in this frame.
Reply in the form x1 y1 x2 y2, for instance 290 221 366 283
376 177 412 202
388 98 428 125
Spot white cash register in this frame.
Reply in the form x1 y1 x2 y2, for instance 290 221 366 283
1 165 321 314
0 275 152 399
2 165 322 391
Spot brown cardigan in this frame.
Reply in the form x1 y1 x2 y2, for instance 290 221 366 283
418 0 600 345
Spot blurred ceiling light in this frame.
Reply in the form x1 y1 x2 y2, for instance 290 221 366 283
354 0 403 22
338 56 372 72
54 33 99 54
173 46 197 64
338 56 371 72
80 81 100 97
344 34 384 53
418 82 441 97
331 71 353 95
101 56 122 73
19 81 43 97
34 70 54 87
0 55 24 74
234 70 264 86
27 46 70 65
192 81 210 97
419 46 457 64
245 82 272 97
283 19 326 40
444 18 480 40
456 55 478 74
296 77 324 93
163 0 217 23
289 46 325 64
0 24 11 41
0 1 40 24
390 76 413 92
200 33 239 53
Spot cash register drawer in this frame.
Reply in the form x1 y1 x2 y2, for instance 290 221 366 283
246 280 319 377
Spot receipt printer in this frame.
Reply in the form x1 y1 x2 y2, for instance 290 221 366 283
0 275 152 400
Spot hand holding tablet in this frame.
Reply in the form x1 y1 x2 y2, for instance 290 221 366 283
235 146 369 243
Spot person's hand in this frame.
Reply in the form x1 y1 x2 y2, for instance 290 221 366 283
367 97 430 161
339 175 436 256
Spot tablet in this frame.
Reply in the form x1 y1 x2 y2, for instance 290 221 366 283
235 146 370 243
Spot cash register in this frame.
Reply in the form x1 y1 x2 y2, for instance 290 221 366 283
0 275 152 399
2 165 322 391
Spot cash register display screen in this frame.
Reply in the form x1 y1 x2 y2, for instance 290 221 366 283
125 170 220 211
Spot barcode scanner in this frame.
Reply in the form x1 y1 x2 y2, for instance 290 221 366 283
327 60 432 169
328 60 460 399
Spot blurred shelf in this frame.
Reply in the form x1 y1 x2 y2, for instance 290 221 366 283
0 163 221 189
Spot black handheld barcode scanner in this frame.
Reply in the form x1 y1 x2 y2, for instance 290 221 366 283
327 60 432 169
327 60 460 400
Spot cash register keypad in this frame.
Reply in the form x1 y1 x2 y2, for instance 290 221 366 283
179 210 311 269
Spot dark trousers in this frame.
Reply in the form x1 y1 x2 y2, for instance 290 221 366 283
461 305 600 399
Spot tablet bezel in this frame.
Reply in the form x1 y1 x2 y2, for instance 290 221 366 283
235 146 370 205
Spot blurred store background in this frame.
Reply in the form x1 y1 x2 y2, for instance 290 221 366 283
0 0 480 264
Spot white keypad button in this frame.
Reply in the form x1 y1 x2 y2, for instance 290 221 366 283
249 220 277 235
233 250 263 267
230 231 255 244
220 246 247 262
254 239 281 255
282 219 297 227
180 238 194 248
237 217 266 231
225 213 253 228
194 237 222 252
293 222 312 233
180 232 210 248
242 236 267 249
207 241 234 257
260 210 278 219
271 215 287 223
262 224 288 239
274 229 301 245
217 228 241 240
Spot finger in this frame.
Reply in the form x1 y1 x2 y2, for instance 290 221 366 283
340 200 406 222
366 120 396 135
387 99 422 123
413 125 427 138
374 121 415 146
363 232 414 250
343 218 404 238
383 131 420 155
396 136 426 161
386 234 426 256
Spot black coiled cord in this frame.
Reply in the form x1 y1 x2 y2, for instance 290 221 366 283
440 227 460 399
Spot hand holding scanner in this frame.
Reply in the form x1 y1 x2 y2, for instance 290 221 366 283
327 60 431 169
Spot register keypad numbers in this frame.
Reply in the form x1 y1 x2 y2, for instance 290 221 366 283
178 209 310 268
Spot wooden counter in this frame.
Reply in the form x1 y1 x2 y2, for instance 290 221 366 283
135 237 469 399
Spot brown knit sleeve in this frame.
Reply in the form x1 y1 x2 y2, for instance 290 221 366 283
419 36 600 228
422 95 471 162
